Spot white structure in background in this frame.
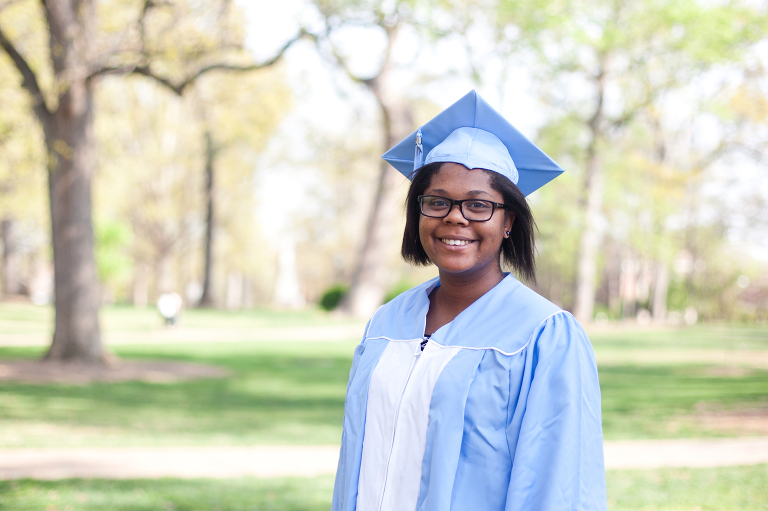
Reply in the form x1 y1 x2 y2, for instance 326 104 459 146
157 292 183 326
226 271 244 310
272 238 305 309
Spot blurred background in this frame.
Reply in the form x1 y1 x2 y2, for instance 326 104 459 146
0 0 767 509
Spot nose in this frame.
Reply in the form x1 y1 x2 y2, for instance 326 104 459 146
443 203 469 225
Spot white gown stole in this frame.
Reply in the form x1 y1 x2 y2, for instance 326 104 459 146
356 339 462 511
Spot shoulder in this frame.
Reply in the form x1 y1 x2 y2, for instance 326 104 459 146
364 277 438 341
528 309 593 356
433 275 565 354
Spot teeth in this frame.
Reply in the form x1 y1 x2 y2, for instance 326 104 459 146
442 239 471 246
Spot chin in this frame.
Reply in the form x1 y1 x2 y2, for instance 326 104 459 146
434 258 487 276
431 248 503 275
427 250 471 272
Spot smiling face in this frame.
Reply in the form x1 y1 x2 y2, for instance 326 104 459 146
419 162 513 279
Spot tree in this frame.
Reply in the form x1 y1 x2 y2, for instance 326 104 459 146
309 0 470 317
308 1 413 317
95 79 204 303
192 73 291 307
0 44 47 298
0 0 302 362
495 0 767 323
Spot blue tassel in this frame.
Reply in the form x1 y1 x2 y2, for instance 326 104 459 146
414 128 423 172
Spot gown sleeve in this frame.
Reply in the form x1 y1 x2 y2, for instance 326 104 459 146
505 311 607 511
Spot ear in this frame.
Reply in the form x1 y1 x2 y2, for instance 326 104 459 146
504 211 515 238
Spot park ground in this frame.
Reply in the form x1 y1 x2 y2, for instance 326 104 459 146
0 302 767 510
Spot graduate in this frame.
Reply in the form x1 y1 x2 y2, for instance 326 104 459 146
332 90 607 511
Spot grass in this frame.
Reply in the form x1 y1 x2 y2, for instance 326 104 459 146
590 324 768 351
1 341 767 446
606 464 768 510
1 302 767 446
0 465 766 510
600 364 768 439
0 342 354 447
1 304 767 509
0 476 336 511
0 302 356 333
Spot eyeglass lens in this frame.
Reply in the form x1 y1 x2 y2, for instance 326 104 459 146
420 195 496 221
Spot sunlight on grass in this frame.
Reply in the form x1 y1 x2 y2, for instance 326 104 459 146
1 303 768 447
606 464 768 510
0 302 358 337
2 341 768 446
0 466 766 510
0 476 335 511
0 342 355 447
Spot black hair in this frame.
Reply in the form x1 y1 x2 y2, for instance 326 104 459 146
400 161 537 284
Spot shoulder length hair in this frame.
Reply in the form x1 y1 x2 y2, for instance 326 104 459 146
400 161 537 284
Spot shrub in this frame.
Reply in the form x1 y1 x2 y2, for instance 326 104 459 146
320 284 348 311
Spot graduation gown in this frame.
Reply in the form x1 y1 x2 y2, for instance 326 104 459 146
332 274 607 511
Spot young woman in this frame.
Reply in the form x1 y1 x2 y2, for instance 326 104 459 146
332 91 606 511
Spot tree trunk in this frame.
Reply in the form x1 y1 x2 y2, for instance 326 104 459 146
273 238 305 309
156 250 175 295
606 241 622 318
340 97 411 319
198 129 216 307
620 258 637 319
1 217 24 296
226 270 243 310
340 161 403 317
133 261 149 307
573 163 604 323
652 261 669 322
42 0 104 363
43 95 104 362
573 68 606 324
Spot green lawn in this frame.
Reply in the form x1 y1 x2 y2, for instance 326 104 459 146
0 302 355 334
590 324 768 351
0 342 354 447
1 304 767 509
0 476 336 511
1 304 768 446
1 465 766 510
600 364 768 439
606 464 768 510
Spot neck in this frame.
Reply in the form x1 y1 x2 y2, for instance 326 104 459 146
435 263 506 311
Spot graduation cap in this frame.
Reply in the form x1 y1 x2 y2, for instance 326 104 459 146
382 90 564 196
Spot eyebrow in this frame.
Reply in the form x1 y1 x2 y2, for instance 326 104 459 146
426 189 494 198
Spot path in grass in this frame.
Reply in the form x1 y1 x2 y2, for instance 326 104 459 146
2 437 768 480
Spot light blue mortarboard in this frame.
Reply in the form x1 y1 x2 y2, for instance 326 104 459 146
382 90 564 196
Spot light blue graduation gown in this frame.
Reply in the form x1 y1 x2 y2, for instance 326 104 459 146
332 274 607 511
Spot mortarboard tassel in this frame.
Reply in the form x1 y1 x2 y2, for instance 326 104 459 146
414 128 424 172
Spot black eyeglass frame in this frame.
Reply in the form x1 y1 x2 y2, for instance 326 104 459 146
418 194 507 223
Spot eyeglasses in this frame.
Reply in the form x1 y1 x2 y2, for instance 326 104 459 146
418 195 506 222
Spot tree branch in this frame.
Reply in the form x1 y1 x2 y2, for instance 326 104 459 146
0 22 51 121
90 29 308 96
312 25 369 87
609 80 670 130
311 17 396 93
